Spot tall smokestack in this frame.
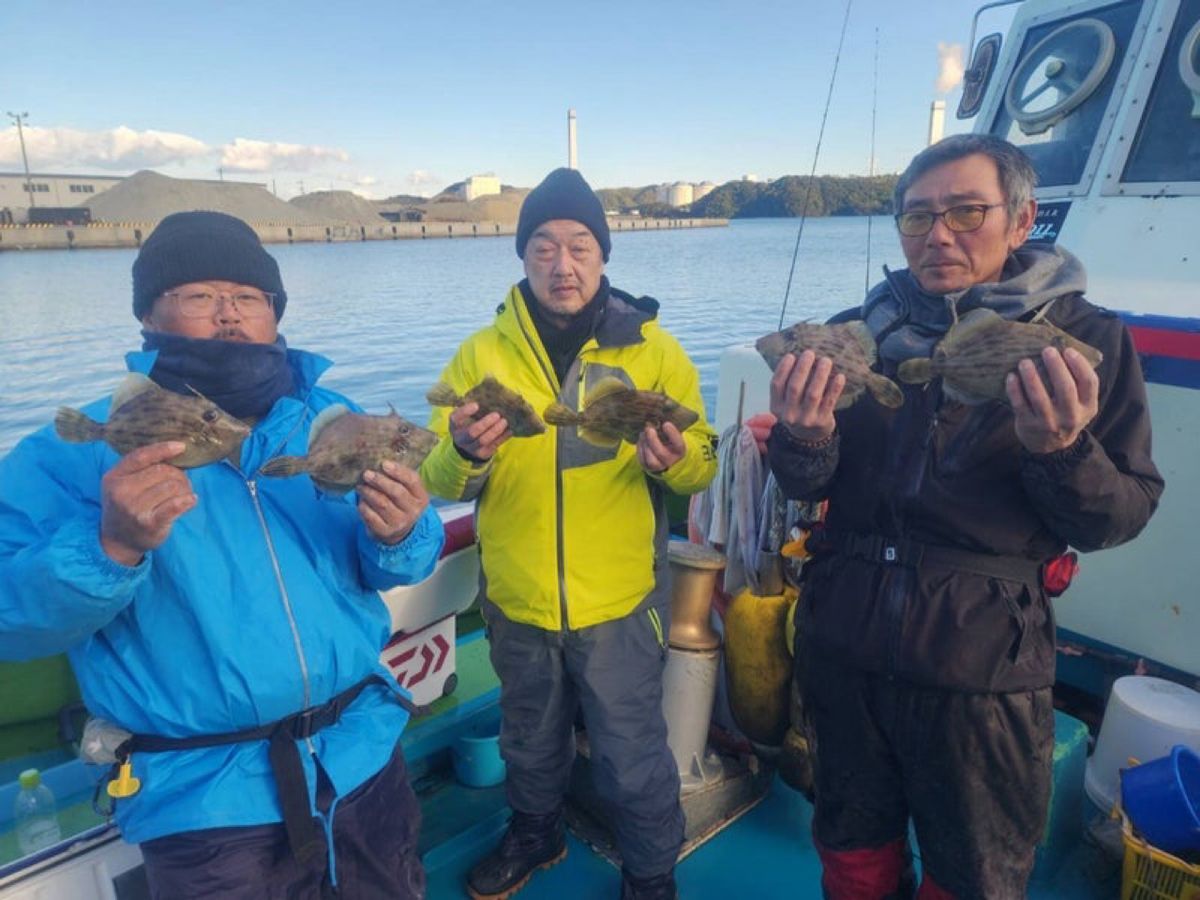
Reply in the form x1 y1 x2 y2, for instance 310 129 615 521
927 100 946 146
568 109 578 169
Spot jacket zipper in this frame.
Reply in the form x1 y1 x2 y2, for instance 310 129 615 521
513 298 572 631
247 479 317 756
886 386 941 674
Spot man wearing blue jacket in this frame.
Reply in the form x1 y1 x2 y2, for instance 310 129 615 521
0 211 444 899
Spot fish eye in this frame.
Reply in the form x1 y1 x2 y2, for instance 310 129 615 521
202 408 219 423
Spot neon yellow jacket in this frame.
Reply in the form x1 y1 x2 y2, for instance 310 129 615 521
422 282 717 631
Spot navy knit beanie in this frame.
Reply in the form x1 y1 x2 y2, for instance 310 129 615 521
132 211 288 321
516 168 611 262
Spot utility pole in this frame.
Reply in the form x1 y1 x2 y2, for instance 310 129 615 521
218 167 224 181
296 180 305 196
6 111 35 209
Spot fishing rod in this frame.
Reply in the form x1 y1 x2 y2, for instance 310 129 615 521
865 26 879 296
778 0 855 331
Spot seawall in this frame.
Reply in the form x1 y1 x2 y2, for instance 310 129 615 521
0 217 727 251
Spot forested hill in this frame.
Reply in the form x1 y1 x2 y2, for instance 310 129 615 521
597 174 899 219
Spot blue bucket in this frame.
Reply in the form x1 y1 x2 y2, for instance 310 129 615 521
452 724 506 788
1121 744 1200 855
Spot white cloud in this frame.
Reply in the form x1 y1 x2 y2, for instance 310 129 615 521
220 138 350 173
406 169 442 192
936 42 966 94
0 125 210 170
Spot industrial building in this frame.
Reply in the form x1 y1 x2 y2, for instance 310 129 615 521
0 172 122 223
461 174 501 201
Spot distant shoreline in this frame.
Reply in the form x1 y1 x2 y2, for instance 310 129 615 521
0 216 728 252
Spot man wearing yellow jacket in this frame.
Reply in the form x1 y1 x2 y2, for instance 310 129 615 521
422 168 717 900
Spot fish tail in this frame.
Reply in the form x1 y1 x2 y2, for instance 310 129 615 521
260 455 308 478
425 382 461 408
54 407 105 444
868 373 905 408
897 359 933 385
542 403 581 427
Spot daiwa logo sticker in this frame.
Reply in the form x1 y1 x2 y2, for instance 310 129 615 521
1027 201 1071 244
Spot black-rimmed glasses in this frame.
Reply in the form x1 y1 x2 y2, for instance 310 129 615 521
894 203 1005 237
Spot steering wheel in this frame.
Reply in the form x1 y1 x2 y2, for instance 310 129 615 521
1004 18 1117 135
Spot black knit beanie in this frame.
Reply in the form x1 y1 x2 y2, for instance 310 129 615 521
132 211 288 321
516 168 611 262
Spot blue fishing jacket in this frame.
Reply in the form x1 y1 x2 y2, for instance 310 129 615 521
0 348 444 843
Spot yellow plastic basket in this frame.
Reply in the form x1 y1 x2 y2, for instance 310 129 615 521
1121 811 1200 900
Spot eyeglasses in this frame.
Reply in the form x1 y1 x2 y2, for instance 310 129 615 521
161 290 275 319
894 203 1005 237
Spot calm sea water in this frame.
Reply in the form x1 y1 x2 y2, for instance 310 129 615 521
0 217 905 455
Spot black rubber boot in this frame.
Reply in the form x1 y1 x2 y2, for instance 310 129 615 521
466 809 567 900
619 868 678 900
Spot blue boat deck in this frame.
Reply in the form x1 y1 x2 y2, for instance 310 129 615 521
408 631 1121 899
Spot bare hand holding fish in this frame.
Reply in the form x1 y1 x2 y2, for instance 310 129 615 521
636 421 686 474
358 461 431 545
1006 346 1100 454
100 441 197 566
448 402 511 461
769 351 846 444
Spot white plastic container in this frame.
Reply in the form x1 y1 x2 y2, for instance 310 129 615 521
1084 676 1200 816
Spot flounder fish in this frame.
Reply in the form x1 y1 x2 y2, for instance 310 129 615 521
54 372 250 468
260 405 437 495
755 320 903 409
426 375 545 437
897 308 1103 404
542 376 699 448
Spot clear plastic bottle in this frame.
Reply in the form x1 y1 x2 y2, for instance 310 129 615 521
14 768 62 855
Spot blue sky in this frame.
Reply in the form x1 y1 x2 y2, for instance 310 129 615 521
1 1 1016 198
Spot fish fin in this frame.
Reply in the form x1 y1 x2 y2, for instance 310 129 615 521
260 455 308 478
846 320 878 365
943 308 1003 348
897 359 933 384
867 373 905 408
583 376 629 408
1029 297 1057 324
425 382 461 407
54 407 105 444
542 402 581 427
183 383 215 404
111 372 157 412
309 404 349 449
578 426 621 449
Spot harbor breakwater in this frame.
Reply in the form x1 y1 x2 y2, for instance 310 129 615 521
0 216 727 251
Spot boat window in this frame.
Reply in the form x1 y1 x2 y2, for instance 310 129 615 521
991 0 1143 188
1121 0 1200 185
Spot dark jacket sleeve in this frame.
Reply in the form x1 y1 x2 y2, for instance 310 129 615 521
766 422 841 501
1019 316 1163 552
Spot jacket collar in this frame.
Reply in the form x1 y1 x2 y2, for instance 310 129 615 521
125 345 333 395
496 282 657 352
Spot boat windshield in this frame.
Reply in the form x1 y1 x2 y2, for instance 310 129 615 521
1121 0 1200 185
990 0 1143 188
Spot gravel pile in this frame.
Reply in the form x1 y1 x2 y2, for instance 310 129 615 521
289 190 387 224
421 188 529 223
83 170 326 225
